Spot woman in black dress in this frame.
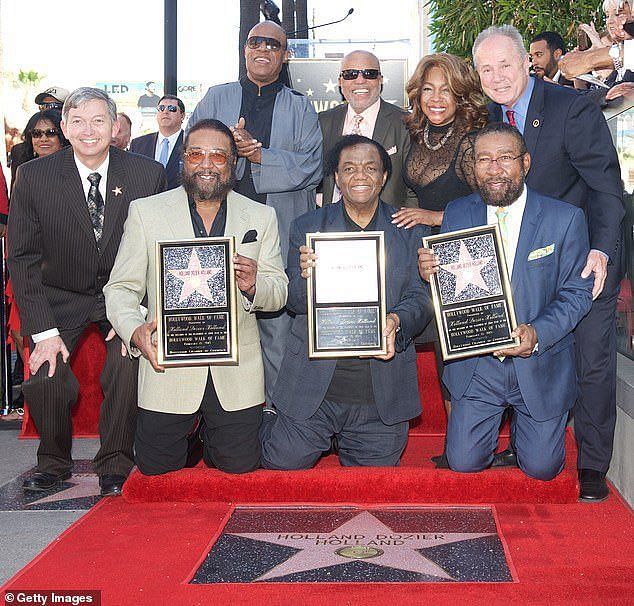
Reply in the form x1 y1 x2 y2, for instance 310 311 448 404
392 54 488 466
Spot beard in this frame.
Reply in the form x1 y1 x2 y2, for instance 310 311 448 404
182 167 236 201
478 170 526 208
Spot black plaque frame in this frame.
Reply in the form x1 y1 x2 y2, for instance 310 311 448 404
156 237 238 367
423 225 519 361
307 231 387 358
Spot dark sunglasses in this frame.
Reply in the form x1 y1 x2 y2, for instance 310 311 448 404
157 104 179 113
31 128 59 139
246 36 284 51
39 102 63 110
340 69 381 80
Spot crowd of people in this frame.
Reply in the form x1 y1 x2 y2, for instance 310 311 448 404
0 7 631 503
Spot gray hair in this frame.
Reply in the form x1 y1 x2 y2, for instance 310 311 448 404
62 87 117 123
602 0 624 12
472 25 528 68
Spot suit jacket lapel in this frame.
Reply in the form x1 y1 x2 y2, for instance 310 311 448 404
61 148 96 243
165 187 195 238
512 188 542 286
332 104 347 139
100 148 128 251
523 78 544 159
225 191 249 242
165 130 183 180
371 100 389 145
471 196 488 227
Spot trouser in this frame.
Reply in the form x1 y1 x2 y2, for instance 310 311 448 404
257 308 292 404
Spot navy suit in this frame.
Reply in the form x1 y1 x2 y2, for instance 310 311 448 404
442 190 593 479
261 201 432 469
130 131 183 190
490 77 624 473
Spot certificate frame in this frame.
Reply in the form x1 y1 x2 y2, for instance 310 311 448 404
306 231 387 358
156 237 238 367
423 225 519 361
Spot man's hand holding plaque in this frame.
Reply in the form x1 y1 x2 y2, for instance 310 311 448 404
132 318 165 372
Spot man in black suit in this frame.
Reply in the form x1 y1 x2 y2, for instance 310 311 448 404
130 95 185 190
318 50 416 208
473 25 624 501
8 87 167 496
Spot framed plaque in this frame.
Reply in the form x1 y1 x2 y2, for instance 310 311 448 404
307 231 387 358
156 237 238 367
423 225 519 361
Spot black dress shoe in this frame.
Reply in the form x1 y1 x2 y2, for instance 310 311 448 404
491 447 518 468
578 469 609 502
23 471 71 492
99 474 126 497
430 452 450 469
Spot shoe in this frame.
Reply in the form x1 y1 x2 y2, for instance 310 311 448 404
99 474 126 497
431 452 450 469
23 471 71 492
578 469 609 502
491 447 518 468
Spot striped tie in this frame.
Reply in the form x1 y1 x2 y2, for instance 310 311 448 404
505 109 517 127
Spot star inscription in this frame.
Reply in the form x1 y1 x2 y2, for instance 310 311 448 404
168 248 221 304
305 88 314 97
440 241 493 297
230 511 493 581
322 78 337 94
26 474 101 506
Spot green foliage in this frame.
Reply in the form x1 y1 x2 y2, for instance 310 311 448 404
427 0 604 58
17 69 43 85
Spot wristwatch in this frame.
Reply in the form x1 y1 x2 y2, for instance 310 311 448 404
609 43 623 71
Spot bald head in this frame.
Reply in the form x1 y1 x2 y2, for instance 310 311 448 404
245 20 289 86
248 21 287 48
339 50 383 113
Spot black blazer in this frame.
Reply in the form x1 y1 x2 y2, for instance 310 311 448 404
488 77 623 260
130 130 183 191
8 145 167 335
318 99 416 209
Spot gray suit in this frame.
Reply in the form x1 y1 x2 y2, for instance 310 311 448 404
318 100 417 208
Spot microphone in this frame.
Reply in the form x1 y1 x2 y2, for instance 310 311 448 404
287 8 354 37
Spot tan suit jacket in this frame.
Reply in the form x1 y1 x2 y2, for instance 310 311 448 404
104 188 288 414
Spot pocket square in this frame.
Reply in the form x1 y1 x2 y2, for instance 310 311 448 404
386 145 397 156
528 243 554 261
241 230 258 244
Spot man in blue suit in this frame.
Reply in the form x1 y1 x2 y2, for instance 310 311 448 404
473 25 623 499
130 94 185 190
261 135 431 469
419 123 593 480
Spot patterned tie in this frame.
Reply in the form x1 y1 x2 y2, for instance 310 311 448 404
496 206 511 270
505 109 517 127
351 114 363 135
158 137 170 167
87 172 105 243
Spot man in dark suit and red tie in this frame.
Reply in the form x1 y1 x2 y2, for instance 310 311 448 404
130 94 185 190
472 25 624 501
8 87 166 496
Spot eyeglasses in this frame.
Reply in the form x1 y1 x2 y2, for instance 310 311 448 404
157 104 179 113
183 149 230 166
246 36 284 51
39 102 63 110
339 69 381 80
31 128 59 139
475 154 525 169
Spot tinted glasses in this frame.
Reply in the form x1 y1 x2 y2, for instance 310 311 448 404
340 69 381 80
246 36 284 51
31 128 59 139
183 149 229 166
39 102 63 110
157 104 179 113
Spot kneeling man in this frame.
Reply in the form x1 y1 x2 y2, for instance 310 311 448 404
105 119 288 474
418 122 593 480
261 135 431 469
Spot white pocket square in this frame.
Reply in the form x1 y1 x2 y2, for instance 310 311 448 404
528 244 555 261
386 146 397 155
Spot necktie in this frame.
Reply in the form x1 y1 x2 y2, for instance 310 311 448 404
87 172 105 243
351 114 363 135
496 206 510 269
505 109 517 127
158 137 170 167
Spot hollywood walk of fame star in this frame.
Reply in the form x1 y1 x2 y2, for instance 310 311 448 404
27 474 101 507
112 186 123 196
168 249 221 304
440 241 492 297
305 88 314 97
230 511 493 581
322 78 337 94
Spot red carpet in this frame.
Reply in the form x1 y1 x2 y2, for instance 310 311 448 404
2 493 631 605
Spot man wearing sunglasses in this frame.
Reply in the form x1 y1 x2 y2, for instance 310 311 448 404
34 85 69 111
319 51 416 209
130 95 185 190
188 20 322 406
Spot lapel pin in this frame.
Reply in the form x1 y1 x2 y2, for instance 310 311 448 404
112 186 123 196
532 119 540 128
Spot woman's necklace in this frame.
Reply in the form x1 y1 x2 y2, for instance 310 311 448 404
423 122 454 151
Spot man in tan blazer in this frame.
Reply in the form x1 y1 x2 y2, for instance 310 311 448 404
105 119 288 475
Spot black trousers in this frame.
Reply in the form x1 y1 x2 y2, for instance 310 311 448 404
573 258 622 473
23 297 138 477
135 371 262 475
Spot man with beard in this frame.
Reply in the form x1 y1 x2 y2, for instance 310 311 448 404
105 119 288 475
529 32 573 85
418 123 593 480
